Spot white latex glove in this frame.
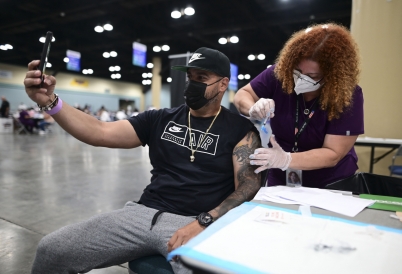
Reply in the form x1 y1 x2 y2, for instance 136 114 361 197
248 98 275 121
249 135 292 173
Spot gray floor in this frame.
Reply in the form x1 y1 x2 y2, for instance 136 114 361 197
0 125 152 274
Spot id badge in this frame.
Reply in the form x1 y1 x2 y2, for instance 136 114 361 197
286 168 302 187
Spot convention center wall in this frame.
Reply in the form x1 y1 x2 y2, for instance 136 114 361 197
351 0 402 175
0 62 230 113
0 62 143 113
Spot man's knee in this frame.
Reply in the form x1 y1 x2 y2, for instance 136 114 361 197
36 232 70 262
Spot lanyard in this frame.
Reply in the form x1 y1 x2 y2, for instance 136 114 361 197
292 95 318 152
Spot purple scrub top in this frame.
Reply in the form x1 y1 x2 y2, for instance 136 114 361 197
250 65 364 188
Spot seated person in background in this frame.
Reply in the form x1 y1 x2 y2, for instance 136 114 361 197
18 102 27 110
1 96 10 117
27 107 36 118
83 104 91 114
23 47 261 274
18 107 38 133
115 109 127 120
97 105 111 122
38 112 54 134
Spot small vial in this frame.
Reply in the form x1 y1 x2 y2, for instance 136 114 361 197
259 118 271 148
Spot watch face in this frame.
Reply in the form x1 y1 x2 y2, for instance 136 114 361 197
198 212 213 227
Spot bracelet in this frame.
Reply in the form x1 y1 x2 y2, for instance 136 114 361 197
46 97 63 115
37 94 58 111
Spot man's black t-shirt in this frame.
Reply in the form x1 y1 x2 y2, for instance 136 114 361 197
128 105 257 216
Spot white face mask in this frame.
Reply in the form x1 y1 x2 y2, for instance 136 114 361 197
293 70 323 95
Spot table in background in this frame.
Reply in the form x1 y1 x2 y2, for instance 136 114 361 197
355 137 402 173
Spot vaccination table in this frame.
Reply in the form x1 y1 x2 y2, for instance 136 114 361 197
171 200 402 274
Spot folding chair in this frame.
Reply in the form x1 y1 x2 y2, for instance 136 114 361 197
13 117 30 134
389 145 402 177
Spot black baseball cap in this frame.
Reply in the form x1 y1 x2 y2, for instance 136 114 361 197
171 47 231 79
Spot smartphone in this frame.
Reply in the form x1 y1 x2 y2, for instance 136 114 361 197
38 31 53 84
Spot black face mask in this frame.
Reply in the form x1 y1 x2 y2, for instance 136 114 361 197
184 78 222 110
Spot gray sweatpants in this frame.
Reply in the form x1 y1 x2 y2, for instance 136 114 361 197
31 201 195 274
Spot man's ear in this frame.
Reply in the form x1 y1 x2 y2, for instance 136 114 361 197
220 77 229 91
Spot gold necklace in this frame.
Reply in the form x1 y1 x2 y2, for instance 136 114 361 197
188 107 221 162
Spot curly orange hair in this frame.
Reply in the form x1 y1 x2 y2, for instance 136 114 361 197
274 23 360 121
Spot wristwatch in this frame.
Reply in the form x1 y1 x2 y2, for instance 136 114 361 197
197 212 214 227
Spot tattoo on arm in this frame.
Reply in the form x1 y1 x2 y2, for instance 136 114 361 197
210 131 262 219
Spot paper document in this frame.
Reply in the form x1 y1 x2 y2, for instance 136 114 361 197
274 187 374 217
253 186 306 205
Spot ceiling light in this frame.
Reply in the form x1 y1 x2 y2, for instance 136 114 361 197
229 36 239 43
248 54 255 61
147 80 152 85
0 45 7 51
184 7 195 16
94 25 104 33
103 52 110 58
238 74 244 80
257 54 265 60
83 69 88 74
87 69 93 74
147 72 153 78
218 38 227 45
167 77 172 82
63 57 69 63
142 73 147 78
110 51 117 57
171 10 181 19
115 73 121 79
103 23 113 31
147 63 154 69
46 63 52 68
5 44 13 49
111 74 116 79
39 36 55 43
153 46 161 52
142 80 147 85
114 66 120 71
162 45 170 51
109 66 115 72
267 65 272 68
245 74 251 79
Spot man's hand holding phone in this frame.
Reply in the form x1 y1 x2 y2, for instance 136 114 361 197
23 31 57 107
24 60 57 107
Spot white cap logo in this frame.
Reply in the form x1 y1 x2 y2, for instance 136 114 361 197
189 53 205 63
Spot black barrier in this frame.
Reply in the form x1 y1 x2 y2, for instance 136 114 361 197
325 172 402 198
